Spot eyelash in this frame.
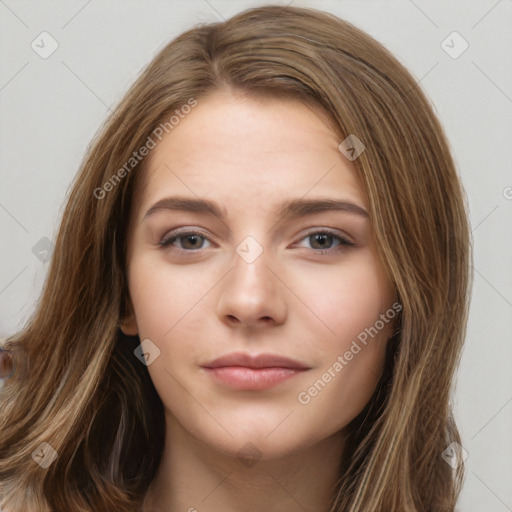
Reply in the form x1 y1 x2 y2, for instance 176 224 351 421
158 229 355 256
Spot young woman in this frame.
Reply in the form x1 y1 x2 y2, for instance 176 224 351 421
0 5 472 511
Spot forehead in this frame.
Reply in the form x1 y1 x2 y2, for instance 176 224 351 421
133 89 366 221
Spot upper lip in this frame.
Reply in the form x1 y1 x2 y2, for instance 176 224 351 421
201 352 310 370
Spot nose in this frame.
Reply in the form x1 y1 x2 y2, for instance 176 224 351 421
215 243 287 330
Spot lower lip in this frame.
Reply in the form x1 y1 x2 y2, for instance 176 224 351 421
202 366 307 390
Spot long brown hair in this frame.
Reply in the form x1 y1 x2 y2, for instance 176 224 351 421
0 5 471 511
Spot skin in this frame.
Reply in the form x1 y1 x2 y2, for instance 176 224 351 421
121 88 396 512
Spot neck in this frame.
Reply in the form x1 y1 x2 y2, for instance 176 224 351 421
141 412 345 512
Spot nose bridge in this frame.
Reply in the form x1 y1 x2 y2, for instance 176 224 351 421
231 234 274 298
216 233 287 327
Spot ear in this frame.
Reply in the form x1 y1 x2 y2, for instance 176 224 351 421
119 298 139 336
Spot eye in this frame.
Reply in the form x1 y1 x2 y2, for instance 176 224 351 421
158 228 355 255
159 230 212 251
294 230 354 253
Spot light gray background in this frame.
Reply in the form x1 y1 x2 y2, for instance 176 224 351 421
1 1 511 510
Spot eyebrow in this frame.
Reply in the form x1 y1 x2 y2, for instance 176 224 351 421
143 196 368 223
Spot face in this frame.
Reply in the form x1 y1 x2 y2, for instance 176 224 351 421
122 88 396 461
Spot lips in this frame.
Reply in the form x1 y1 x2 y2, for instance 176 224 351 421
200 352 311 390
201 352 310 370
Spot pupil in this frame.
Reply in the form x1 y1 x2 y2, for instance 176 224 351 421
186 235 200 248
314 233 331 248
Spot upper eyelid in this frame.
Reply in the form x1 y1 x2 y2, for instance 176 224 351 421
161 227 211 241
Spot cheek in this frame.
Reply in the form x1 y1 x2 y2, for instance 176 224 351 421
126 256 218 387
127 254 207 338
293 251 394 346
290 253 394 414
